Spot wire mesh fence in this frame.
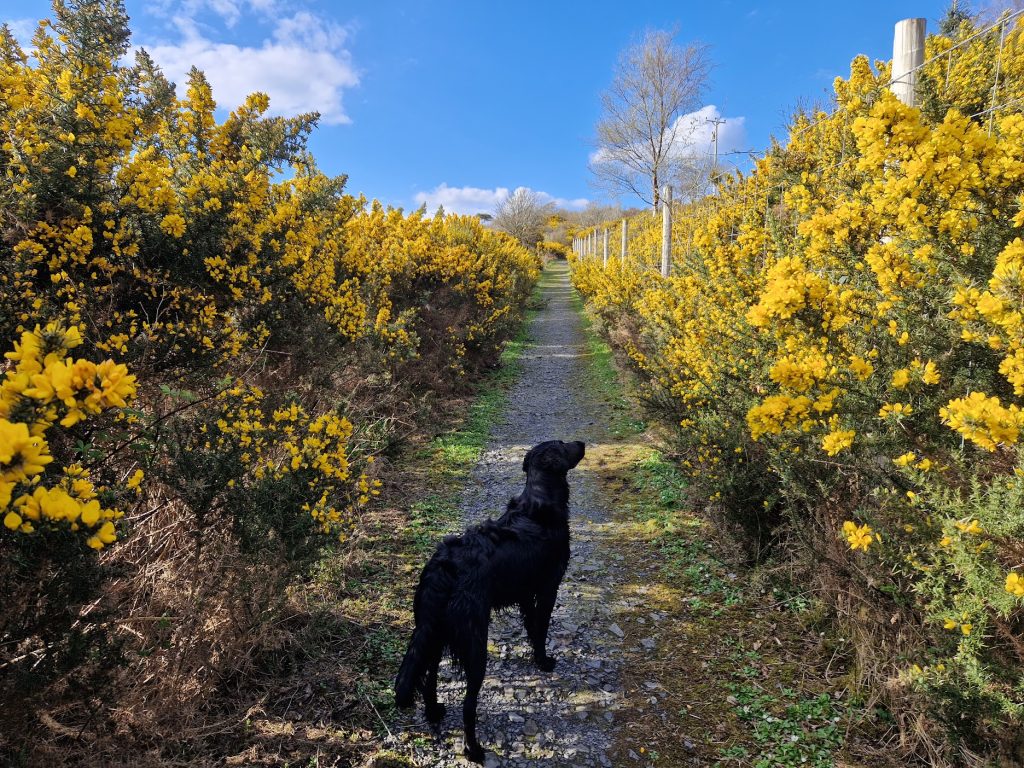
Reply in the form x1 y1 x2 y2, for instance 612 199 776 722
573 9 1024 277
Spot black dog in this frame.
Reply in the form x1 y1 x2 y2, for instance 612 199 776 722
394 439 585 763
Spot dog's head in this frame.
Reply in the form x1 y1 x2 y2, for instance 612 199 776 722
522 440 586 476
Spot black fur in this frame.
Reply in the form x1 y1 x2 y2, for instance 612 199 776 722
394 439 585 763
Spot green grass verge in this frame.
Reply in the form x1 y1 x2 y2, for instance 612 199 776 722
568 276 645 439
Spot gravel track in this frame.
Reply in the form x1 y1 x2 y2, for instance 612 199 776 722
390 260 626 767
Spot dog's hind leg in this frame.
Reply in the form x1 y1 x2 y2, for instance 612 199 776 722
421 643 445 724
529 584 559 671
519 597 538 641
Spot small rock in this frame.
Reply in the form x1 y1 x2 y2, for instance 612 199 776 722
629 749 641 760
523 719 539 736
509 713 525 723
639 637 656 651
609 623 625 638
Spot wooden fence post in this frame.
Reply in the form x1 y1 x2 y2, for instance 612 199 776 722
891 18 926 106
661 185 672 277
621 218 628 261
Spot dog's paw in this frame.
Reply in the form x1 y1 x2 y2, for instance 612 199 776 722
535 654 557 672
424 703 446 724
464 742 486 764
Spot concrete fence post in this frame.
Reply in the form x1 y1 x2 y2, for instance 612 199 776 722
603 228 609 267
661 185 672 277
621 218 628 261
891 18 926 106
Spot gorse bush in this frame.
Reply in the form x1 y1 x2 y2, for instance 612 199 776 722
0 0 537 756
572 15 1024 763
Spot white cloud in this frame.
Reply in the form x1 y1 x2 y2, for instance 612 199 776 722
669 105 746 162
413 184 589 216
5 18 37 47
139 6 358 125
590 104 746 166
414 184 509 216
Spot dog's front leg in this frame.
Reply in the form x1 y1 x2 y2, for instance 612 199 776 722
519 598 538 640
461 639 487 763
530 585 559 671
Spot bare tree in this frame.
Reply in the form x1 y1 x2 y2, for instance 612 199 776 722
590 30 712 210
491 188 553 247
974 0 1024 25
564 202 623 229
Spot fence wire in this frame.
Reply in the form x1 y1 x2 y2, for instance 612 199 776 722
574 9 1024 278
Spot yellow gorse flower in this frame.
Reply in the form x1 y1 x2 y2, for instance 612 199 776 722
821 428 855 456
843 520 875 552
1006 572 1024 598
0 323 135 547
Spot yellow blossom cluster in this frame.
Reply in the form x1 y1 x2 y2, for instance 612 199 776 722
842 521 875 551
0 323 134 548
940 392 1024 451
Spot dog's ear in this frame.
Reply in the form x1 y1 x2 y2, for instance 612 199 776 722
522 446 535 472
567 440 585 469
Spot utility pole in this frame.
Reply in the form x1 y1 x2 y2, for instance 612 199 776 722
706 116 726 182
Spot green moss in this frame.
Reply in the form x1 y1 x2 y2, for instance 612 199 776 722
573 298 645 438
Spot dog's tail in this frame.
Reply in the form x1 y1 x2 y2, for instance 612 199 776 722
394 625 429 708
395 556 455 708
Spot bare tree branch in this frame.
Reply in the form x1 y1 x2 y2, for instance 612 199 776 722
491 188 554 247
590 29 712 210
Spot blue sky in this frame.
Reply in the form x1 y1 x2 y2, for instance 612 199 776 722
8 0 952 213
